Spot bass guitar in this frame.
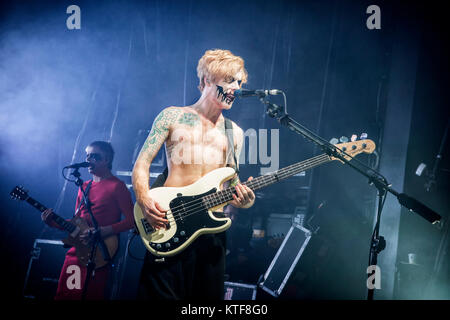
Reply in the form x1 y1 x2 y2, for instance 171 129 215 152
134 139 375 257
10 186 118 268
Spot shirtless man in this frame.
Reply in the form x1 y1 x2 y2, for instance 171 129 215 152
133 49 255 300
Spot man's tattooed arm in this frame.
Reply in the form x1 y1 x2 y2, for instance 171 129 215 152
132 107 181 202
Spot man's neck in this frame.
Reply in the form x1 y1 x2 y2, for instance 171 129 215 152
192 96 223 124
92 170 113 182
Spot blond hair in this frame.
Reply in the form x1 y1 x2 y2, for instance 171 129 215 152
197 49 248 92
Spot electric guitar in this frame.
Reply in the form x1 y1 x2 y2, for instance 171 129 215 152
134 139 376 257
10 186 119 268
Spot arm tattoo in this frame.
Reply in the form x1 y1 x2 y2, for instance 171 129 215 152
139 107 181 162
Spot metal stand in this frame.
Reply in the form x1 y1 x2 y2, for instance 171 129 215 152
70 168 111 300
425 118 449 192
367 179 387 300
258 96 442 300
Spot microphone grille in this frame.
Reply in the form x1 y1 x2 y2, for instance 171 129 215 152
234 89 244 97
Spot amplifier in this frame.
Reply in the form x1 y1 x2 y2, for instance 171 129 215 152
23 239 68 299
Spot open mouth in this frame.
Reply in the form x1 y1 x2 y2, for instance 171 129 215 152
225 94 235 104
216 85 235 105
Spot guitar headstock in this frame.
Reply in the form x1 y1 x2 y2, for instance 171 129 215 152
329 136 376 163
10 185 29 201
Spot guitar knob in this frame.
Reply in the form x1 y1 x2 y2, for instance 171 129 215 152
351 134 357 142
339 136 349 143
173 237 179 243
360 133 368 140
165 243 171 248
156 244 162 249
180 231 186 236
329 138 339 145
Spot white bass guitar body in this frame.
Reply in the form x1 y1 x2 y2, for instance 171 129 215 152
134 167 235 257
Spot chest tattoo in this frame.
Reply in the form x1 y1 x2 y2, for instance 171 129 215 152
178 112 200 127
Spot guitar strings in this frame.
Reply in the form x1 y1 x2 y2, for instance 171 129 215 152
167 155 331 226
167 154 330 223
163 154 331 225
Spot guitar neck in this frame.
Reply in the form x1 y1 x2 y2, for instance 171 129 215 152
246 153 331 191
24 196 76 233
203 153 331 208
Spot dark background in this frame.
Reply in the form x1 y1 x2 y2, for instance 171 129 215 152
0 0 448 300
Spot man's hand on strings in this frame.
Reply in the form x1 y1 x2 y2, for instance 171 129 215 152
139 196 169 230
230 176 255 209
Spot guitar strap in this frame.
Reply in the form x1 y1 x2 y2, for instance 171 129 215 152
224 117 239 175
74 180 93 217
150 116 237 189
83 180 94 221
79 179 112 264
151 167 168 189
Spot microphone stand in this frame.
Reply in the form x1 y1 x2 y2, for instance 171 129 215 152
259 97 442 300
70 168 111 300
424 118 449 192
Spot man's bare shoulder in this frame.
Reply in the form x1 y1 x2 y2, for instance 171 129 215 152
152 106 184 128
171 106 201 128
152 106 202 132
165 106 197 113
159 106 183 117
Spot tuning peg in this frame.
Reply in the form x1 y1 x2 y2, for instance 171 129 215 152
329 138 339 145
351 134 357 142
360 133 368 140
339 136 349 143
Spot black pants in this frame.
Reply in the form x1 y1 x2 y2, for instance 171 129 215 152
137 230 226 300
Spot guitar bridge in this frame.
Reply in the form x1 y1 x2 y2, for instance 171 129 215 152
141 218 154 234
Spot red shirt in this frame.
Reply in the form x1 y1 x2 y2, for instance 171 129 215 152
74 176 134 234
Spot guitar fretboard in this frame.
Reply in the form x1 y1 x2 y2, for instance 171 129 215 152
24 196 76 233
202 153 331 208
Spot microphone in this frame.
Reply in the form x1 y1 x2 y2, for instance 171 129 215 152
64 162 92 169
234 88 282 98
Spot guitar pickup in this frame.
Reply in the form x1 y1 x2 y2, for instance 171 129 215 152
141 217 171 234
141 218 154 234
